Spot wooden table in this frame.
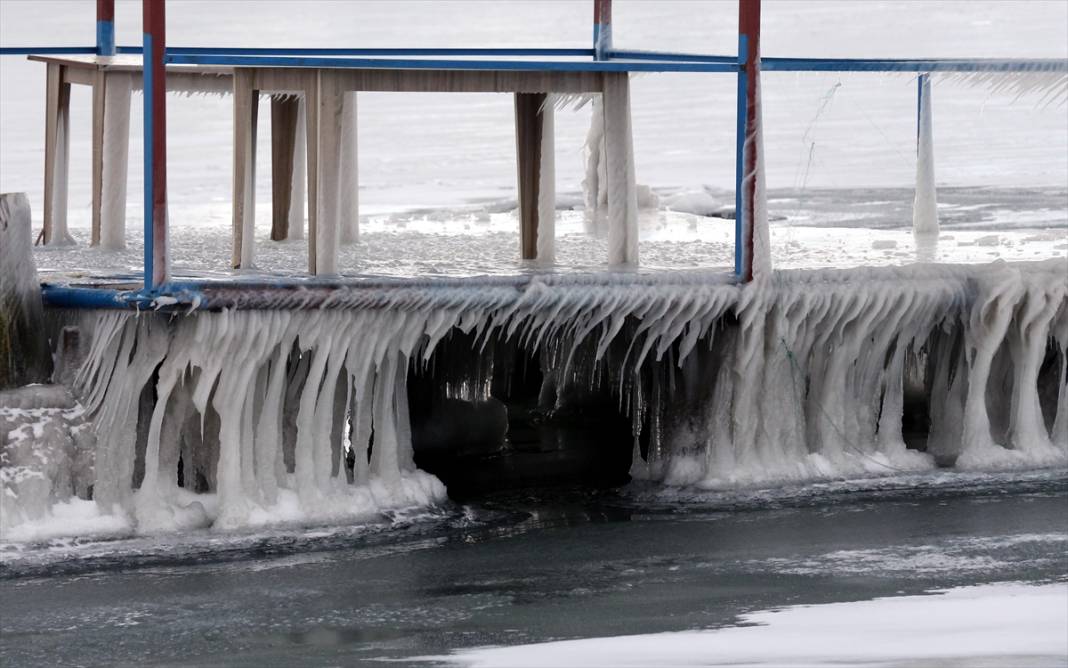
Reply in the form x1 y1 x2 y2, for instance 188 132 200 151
231 67 632 274
30 56 639 274
29 55 231 248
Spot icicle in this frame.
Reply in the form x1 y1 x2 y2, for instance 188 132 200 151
582 96 607 235
958 267 1027 467
1006 280 1064 459
49 261 1065 540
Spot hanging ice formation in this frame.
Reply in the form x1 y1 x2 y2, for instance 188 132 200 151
9 258 1063 536
69 309 448 534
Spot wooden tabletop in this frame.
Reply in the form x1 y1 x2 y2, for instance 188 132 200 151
28 54 233 75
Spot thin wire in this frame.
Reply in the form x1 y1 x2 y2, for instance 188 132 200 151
780 337 911 473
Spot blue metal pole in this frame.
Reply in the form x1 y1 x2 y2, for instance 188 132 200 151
916 72 926 146
734 36 748 277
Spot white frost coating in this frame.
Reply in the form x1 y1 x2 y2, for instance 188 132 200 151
239 102 257 269
741 73 771 279
48 103 74 247
582 96 608 236
0 386 95 536
316 80 344 275
339 92 359 245
287 98 307 240
99 73 132 251
602 75 639 267
913 74 939 237
535 97 555 264
943 69 1068 108
130 73 233 97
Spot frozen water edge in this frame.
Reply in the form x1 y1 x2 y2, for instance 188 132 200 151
1 467 1064 570
0 472 445 545
433 581 1068 668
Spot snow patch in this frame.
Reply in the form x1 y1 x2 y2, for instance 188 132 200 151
435 582 1068 667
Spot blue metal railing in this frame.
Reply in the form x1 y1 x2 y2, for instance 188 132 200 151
8 45 1063 74
4 7 1067 308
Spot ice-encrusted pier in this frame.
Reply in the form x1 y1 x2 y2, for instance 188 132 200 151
2 0 1067 542
3 258 1063 536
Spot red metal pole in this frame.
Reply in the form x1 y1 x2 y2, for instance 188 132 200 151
593 0 612 60
143 0 168 288
96 0 115 56
739 0 761 282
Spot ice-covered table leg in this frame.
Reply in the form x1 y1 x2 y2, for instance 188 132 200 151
43 63 73 246
339 92 359 245
515 92 556 263
270 95 300 242
270 95 310 243
92 71 132 250
314 70 344 275
232 69 259 269
602 73 638 267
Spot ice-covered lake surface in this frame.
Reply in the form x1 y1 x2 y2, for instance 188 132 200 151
26 185 1068 281
1 470 1066 666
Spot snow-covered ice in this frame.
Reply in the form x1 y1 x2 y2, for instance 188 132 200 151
435 581 1068 667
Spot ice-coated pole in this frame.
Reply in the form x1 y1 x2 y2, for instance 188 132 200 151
593 0 612 60
913 73 939 235
143 0 168 288
96 0 115 56
735 0 761 281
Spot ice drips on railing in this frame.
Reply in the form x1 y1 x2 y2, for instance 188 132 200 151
6 260 1065 538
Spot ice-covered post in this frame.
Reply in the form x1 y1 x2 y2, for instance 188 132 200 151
735 0 766 281
912 73 938 236
143 0 168 288
92 0 131 250
515 93 555 263
339 93 359 245
96 0 115 56
593 0 612 60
